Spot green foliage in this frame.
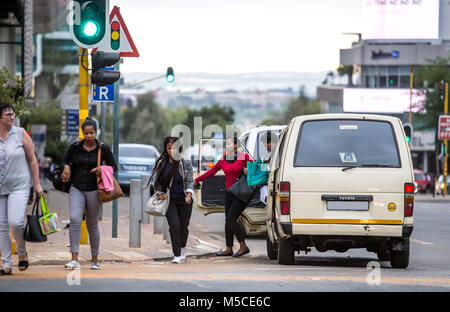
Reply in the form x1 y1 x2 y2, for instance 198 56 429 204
0 66 28 118
337 65 354 87
414 56 450 130
260 86 321 126
27 99 68 163
184 104 235 141
121 92 172 148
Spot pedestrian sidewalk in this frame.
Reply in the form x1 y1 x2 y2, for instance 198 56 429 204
14 190 221 266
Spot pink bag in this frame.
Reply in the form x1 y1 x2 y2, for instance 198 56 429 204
98 165 115 193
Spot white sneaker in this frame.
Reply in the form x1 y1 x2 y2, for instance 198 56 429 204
180 248 187 260
90 262 101 270
172 256 183 264
65 260 80 270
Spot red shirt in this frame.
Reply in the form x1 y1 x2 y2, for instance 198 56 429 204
195 152 253 190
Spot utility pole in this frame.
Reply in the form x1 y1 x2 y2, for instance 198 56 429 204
78 47 89 245
409 67 413 125
444 81 448 197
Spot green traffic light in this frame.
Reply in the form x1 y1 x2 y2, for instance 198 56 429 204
82 21 99 37
167 75 174 82
406 136 411 143
70 0 107 48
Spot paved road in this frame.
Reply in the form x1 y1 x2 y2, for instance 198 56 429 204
1 200 450 292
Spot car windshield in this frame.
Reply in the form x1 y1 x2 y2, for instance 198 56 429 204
414 173 426 180
119 146 158 158
294 120 401 167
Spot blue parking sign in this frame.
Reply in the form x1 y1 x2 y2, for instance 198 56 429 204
92 67 115 102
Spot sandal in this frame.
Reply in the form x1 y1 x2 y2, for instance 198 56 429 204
19 253 29 271
0 269 12 276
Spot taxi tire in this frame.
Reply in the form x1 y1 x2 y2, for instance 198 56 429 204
266 235 278 260
277 237 294 265
390 239 410 269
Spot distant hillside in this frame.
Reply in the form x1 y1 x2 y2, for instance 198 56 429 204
122 72 327 98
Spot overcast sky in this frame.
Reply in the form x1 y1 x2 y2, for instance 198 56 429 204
109 0 362 74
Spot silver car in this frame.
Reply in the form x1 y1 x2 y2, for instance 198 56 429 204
118 144 160 190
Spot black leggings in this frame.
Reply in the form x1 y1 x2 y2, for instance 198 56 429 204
224 191 247 247
165 197 193 257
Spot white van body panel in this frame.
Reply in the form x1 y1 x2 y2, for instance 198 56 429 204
271 114 414 238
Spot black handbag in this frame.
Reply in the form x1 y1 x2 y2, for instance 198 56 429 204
52 165 71 193
229 174 261 204
24 197 48 243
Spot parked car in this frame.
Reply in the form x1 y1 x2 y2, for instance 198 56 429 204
194 126 285 237
435 174 450 195
413 169 430 194
118 144 160 191
266 114 414 268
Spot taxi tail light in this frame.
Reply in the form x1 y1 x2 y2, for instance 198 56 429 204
404 183 414 217
280 182 290 215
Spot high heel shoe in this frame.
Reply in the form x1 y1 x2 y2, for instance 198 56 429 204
19 253 29 271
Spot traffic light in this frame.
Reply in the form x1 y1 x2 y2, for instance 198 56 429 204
166 67 174 82
111 20 120 51
69 0 109 49
438 80 445 100
403 123 413 144
91 51 121 86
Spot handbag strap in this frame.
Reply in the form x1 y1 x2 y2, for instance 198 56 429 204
97 142 103 167
31 197 40 215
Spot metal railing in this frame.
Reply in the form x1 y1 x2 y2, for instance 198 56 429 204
129 174 170 248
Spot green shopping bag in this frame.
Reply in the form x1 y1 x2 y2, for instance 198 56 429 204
39 195 61 235
247 160 270 186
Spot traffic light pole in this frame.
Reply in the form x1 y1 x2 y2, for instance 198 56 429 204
79 47 90 245
444 82 448 197
112 61 120 238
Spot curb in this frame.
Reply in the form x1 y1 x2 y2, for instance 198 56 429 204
26 240 221 266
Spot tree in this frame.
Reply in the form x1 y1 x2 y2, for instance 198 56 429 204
414 56 450 130
337 65 354 87
27 99 69 164
184 104 235 142
121 92 172 148
0 66 27 118
260 85 321 125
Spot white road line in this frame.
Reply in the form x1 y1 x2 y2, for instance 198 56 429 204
411 239 434 245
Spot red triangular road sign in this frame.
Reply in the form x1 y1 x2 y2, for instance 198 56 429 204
92 6 139 57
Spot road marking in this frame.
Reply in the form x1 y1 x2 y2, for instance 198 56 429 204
411 239 434 245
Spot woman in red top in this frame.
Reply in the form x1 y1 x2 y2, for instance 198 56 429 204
195 136 252 257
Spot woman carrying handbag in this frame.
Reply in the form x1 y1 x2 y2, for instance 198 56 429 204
151 137 194 264
194 136 253 258
0 102 43 276
60 118 117 270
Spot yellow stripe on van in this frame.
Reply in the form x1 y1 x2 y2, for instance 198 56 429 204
292 219 402 225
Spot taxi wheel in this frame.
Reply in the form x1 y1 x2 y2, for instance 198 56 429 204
277 237 295 265
266 235 278 260
390 239 410 269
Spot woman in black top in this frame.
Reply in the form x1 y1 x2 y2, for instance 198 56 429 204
151 137 194 264
61 118 117 270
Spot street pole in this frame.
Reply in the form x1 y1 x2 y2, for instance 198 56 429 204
129 179 142 248
98 101 106 221
444 81 448 197
79 47 89 245
112 61 120 237
409 67 413 124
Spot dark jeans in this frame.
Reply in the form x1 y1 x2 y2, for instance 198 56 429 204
165 197 193 257
224 191 247 247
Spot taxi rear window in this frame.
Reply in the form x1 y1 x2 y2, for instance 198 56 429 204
294 120 401 167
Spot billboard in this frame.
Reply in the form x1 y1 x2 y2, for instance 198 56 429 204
362 0 440 40
343 88 426 113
